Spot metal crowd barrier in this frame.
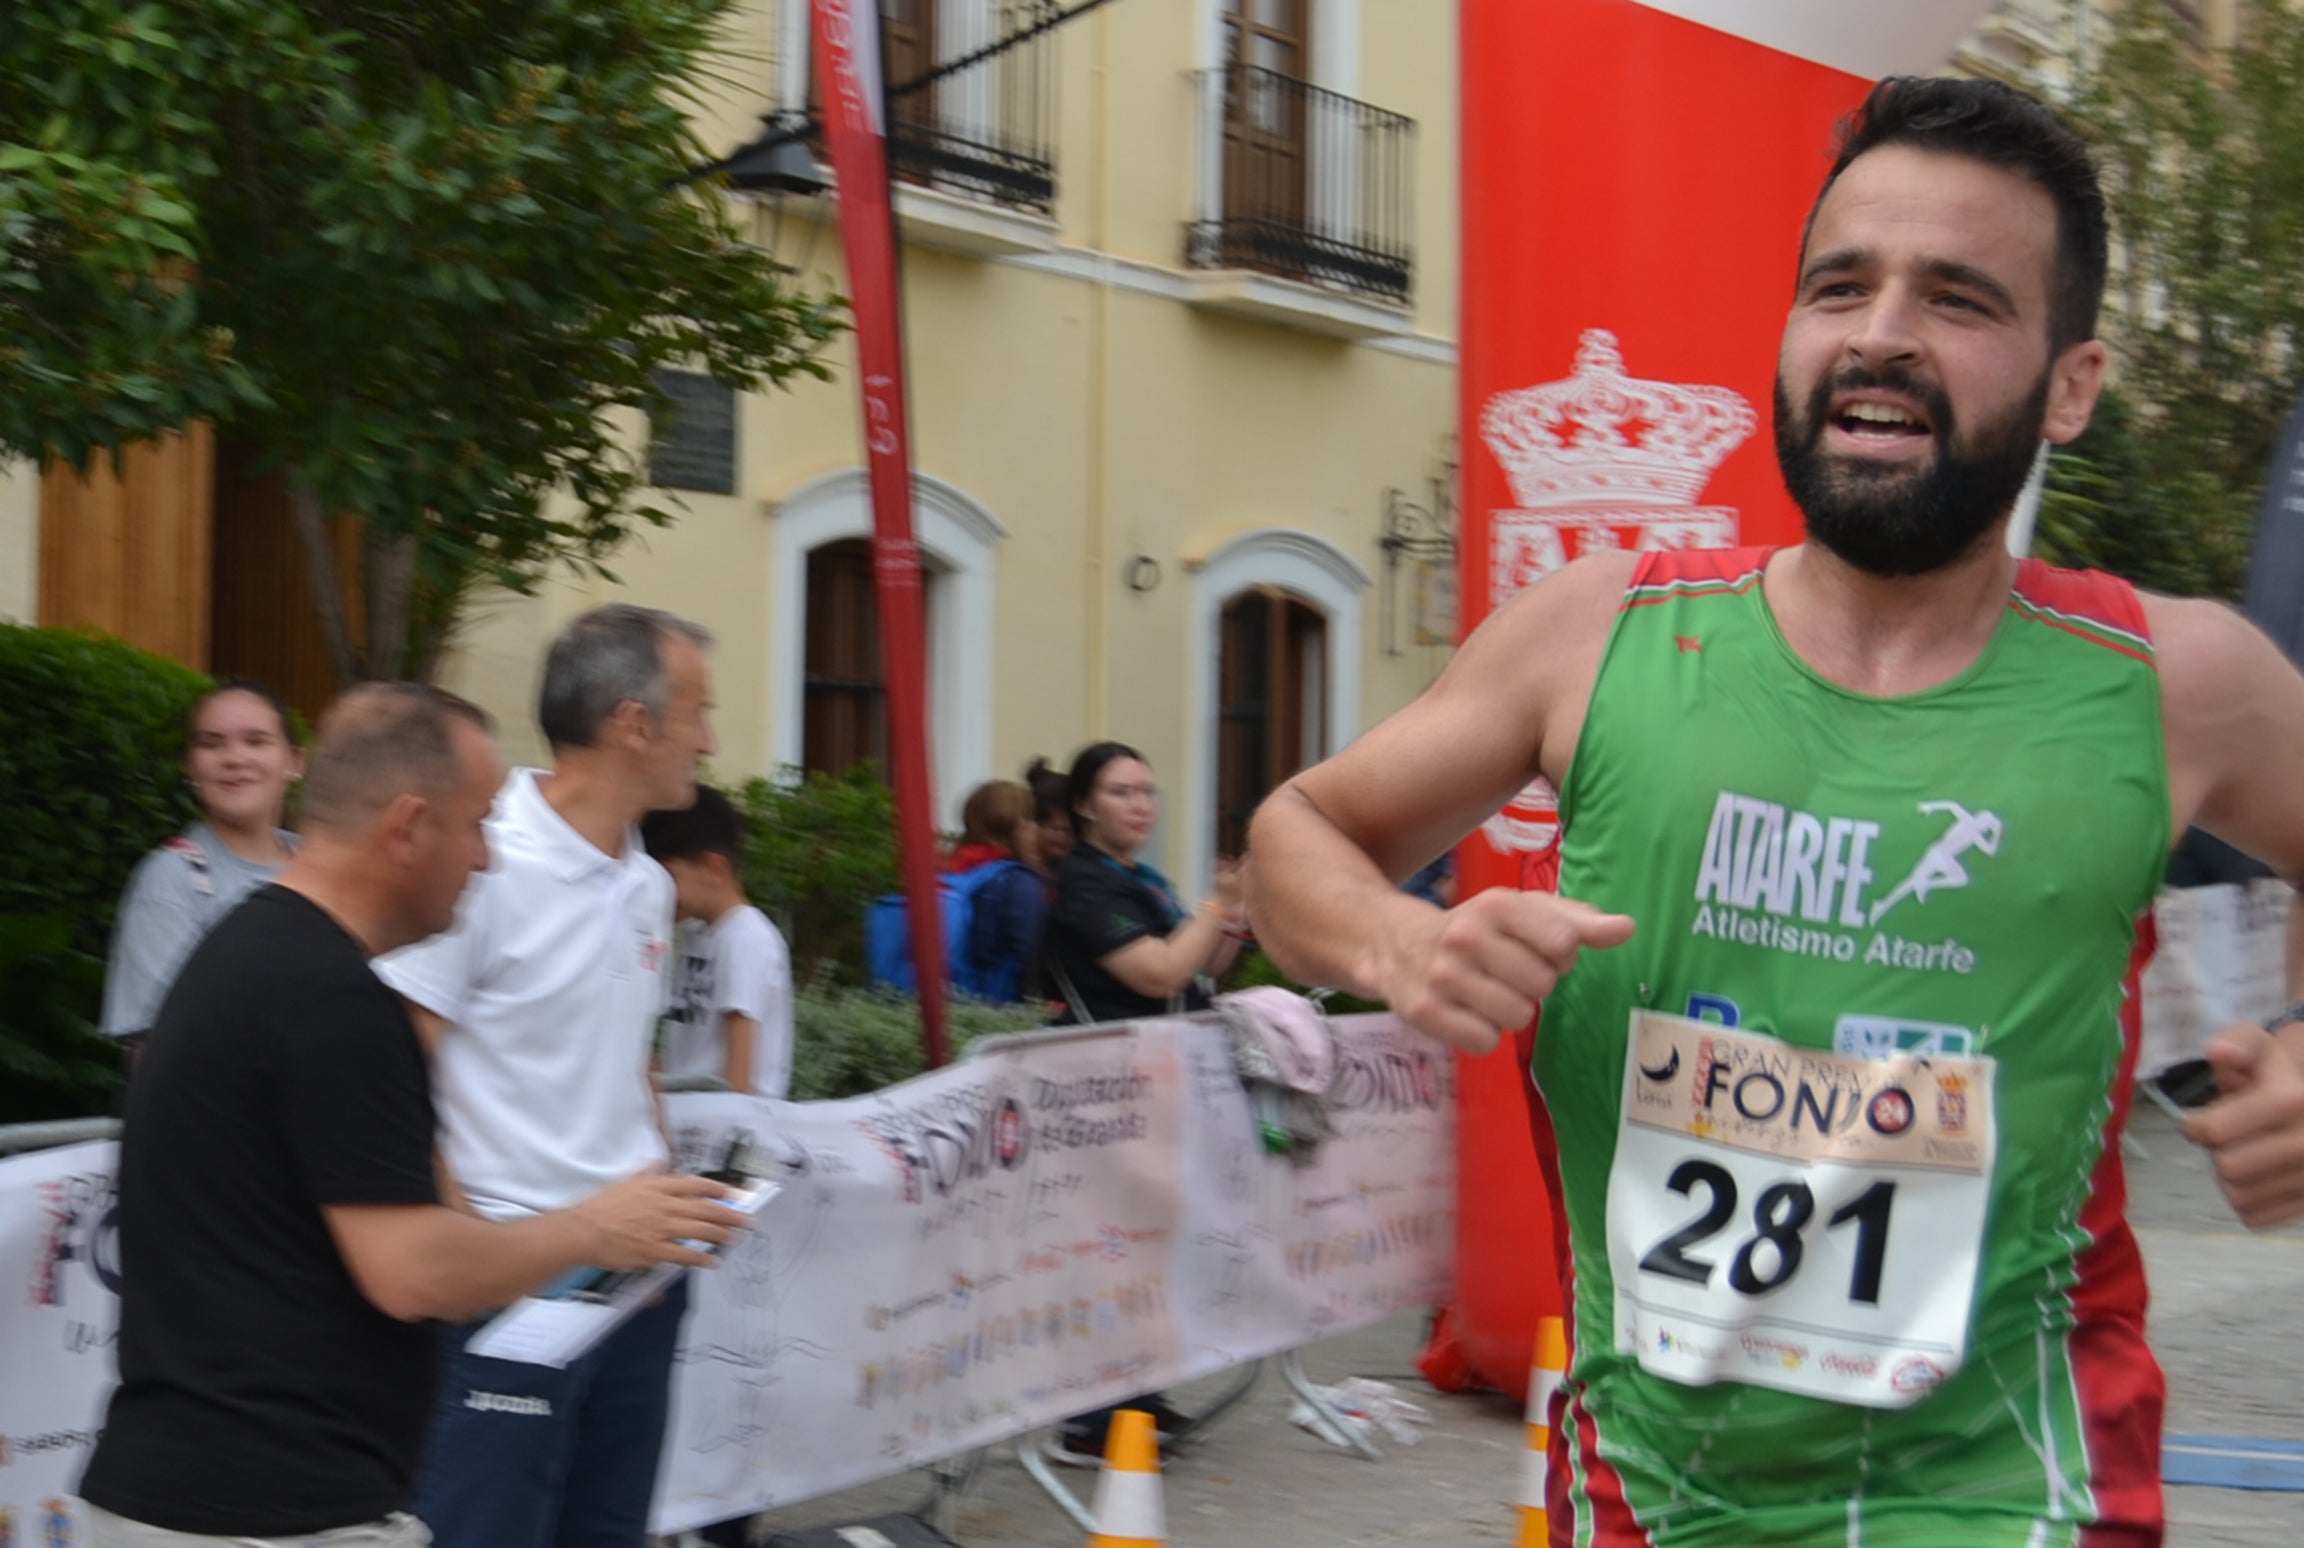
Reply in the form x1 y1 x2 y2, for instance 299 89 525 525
0 1118 121 1158
960 1016 1387 1538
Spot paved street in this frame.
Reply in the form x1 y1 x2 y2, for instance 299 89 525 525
738 1100 2303 1547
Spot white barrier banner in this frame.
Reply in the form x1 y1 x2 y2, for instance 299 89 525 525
0 1141 119 1548
652 1013 1454 1532
2141 881 2293 1076
0 1016 1452 1540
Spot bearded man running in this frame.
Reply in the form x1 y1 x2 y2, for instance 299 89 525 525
1248 76 2304 1547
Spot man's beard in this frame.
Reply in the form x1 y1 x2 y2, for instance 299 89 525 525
1774 365 2048 578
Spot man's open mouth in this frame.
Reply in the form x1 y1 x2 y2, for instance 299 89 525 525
1831 399 1932 443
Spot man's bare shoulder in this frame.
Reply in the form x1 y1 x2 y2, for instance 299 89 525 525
1448 551 1638 781
2141 591 2260 724
2141 588 2304 875
1471 550 1641 652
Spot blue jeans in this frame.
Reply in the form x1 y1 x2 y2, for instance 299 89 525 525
412 1278 689 1548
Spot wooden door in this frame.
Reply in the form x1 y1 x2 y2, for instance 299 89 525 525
1215 586 1326 857
37 428 215 669
1219 0 1311 238
882 0 938 133
803 538 890 778
206 443 361 722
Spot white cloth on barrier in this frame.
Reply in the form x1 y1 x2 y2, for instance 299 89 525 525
0 1015 1454 1541
2140 881 2293 1077
0 1140 119 1545
649 1012 1455 1534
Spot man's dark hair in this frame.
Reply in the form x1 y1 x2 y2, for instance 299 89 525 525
537 603 713 751
641 784 748 866
300 683 493 833
1806 76 2107 351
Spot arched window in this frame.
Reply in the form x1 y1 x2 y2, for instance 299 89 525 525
1187 527 1368 899
1215 586 1327 856
770 470 1006 823
801 538 888 778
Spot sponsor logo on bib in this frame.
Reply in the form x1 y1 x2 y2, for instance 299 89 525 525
1833 1014 1976 1059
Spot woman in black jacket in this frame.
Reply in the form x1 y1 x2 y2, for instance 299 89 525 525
1043 741 1247 1024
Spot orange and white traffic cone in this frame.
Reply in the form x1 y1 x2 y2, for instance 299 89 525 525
1087 1407 1166 1548
1514 1316 1569 1548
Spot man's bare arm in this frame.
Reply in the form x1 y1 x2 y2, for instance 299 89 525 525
2151 594 2304 1226
1247 554 1636 1051
323 1171 741 1323
2154 595 2304 880
402 998 477 1215
720 1012 758 1096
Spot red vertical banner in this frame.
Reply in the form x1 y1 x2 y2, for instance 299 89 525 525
812 0 950 1067
1448 0 1994 1398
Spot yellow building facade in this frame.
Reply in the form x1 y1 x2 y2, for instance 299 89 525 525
2 0 1462 902
433 0 1464 900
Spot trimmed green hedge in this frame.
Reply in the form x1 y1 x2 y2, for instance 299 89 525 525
0 625 211 1120
790 977 1048 1100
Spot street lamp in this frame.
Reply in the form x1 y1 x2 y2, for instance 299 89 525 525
710 112 832 272
717 112 830 198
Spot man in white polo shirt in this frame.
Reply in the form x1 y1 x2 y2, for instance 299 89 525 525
381 604 717 1548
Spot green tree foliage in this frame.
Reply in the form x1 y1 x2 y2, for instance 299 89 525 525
2043 2 2304 596
1 1 844 680
2035 387 2251 596
0 625 212 1120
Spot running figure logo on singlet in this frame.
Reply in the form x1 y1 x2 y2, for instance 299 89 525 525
1868 802 2003 926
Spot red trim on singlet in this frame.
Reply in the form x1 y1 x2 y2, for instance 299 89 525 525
2010 558 2158 667
2069 921 2167 1547
1527 1071 1651 1546
1617 546 1772 609
1615 552 2159 668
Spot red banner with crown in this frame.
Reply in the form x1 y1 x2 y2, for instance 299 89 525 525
1445 0 1998 1405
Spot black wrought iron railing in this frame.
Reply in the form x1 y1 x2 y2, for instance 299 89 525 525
883 0 1063 215
1186 63 1415 306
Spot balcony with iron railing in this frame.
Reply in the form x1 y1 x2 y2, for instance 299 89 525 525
1186 63 1416 310
748 0 1062 228
879 0 1063 215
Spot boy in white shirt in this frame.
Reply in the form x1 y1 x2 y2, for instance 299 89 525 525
641 787 794 1099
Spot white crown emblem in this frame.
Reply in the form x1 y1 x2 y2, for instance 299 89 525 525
1480 330 1756 509
1482 330 1757 604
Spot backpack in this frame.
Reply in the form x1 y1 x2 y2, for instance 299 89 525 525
866 859 1031 1002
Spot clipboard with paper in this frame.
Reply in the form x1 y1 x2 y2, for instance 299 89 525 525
467 1143 781 1369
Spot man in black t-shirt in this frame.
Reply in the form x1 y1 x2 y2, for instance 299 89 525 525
79 685 743 1548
